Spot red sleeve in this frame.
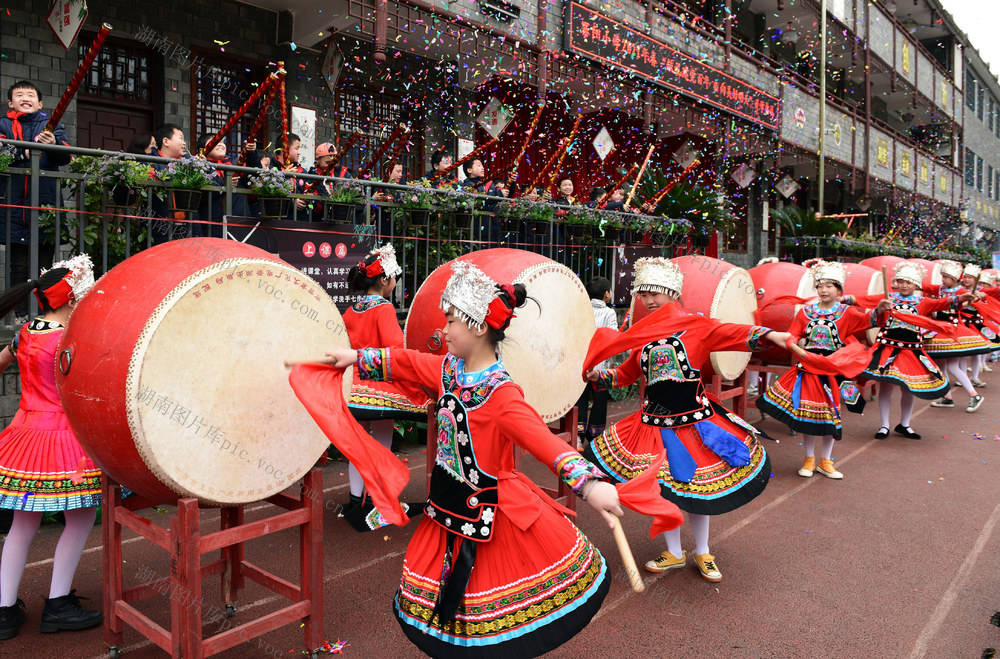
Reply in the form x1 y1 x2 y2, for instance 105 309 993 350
374 304 404 347
493 386 582 469
840 306 876 336
918 296 955 315
788 310 808 340
358 347 443 394
705 323 773 352
595 348 641 390
983 287 1000 301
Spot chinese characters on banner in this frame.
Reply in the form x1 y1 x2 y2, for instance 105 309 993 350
46 0 88 49
223 220 377 313
476 97 514 139
564 2 780 130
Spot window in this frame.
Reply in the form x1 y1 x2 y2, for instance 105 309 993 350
335 88 423 180
991 98 995 132
966 148 976 187
977 156 984 192
979 85 985 121
989 165 994 198
79 38 154 107
967 72 977 110
190 51 265 162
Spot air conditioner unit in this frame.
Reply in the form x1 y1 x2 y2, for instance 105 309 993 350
479 0 520 22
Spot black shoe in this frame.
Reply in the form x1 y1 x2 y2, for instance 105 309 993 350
0 600 26 640
894 424 921 440
39 589 102 633
875 426 889 439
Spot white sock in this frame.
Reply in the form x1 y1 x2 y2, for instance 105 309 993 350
664 527 683 558
802 434 817 459
689 514 710 556
348 420 396 498
972 356 982 380
49 507 97 599
0 511 42 606
900 389 915 427
945 359 977 396
820 436 835 461
878 383 893 428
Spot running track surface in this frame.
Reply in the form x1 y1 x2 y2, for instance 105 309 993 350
5 377 1000 658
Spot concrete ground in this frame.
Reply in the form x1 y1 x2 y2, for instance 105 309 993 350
5 373 1000 658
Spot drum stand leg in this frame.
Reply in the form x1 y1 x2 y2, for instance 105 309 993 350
102 469 324 658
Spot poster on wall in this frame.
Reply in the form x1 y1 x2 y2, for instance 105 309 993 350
457 137 474 181
46 0 88 49
291 106 317 171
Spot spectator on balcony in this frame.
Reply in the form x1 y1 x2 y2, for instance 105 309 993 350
194 134 259 236
460 158 507 245
553 177 577 206
0 81 70 319
149 123 195 244
126 133 155 156
422 148 455 187
271 133 309 219
373 161 405 203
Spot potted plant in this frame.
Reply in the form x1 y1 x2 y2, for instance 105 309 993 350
562 206 595 239
394 180 438 228
444 188 479 237
248 168 295 219
0 143 15 201
89 153 153 211
325 180 363 223
162 155 216 213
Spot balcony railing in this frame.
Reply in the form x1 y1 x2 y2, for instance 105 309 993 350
0 139 695 319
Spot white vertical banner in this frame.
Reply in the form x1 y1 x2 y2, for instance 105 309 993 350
291 106 317 171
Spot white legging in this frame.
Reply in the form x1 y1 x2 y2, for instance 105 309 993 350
348 419 396 497
878 382 914 428
802 434 836 460
664 513 710 556
940 358 976 396
0 507 97 606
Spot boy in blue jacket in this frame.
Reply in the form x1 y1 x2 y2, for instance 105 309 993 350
0 81 70 319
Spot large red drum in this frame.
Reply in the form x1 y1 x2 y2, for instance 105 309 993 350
404 249 592 422
673 255 757 379
859 255 904 285
843 263 885 298
55 239 349 505
748 261 814 364
915 259 943 291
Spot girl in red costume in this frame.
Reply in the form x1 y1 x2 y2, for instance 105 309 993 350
0 256 102 640
758 260 890 475
924 260 990 412
583 258 791 583
318 260 681 657
341 244 430 531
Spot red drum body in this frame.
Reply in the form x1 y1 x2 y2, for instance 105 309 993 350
915 259 943 292
860 256 904 287
404 249 592 422
842 263 884 343
749 261 814 364
671 256 757 379
55 239 349 505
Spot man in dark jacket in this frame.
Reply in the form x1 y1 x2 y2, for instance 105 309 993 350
0 81 70 318
149 122 192 244
460 158 507 245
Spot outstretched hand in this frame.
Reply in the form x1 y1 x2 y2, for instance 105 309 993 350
585 481 624 529
324 347 358 369
583 369 600 383
766 331 793 347
876 298 894 312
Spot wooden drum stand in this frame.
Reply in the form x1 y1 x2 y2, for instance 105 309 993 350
102 469 324 658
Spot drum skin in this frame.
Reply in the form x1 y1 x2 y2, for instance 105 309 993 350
672 256 757 380
55 239 350 505
749 261 814 364
860 255 905 288
404 249 593 423
842 262 884 343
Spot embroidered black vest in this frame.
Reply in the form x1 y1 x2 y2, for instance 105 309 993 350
879 296 921 345
640 335 713 428
425 356 510 542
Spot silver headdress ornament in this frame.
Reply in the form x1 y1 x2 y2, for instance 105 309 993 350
808 260 846 287
963 263 982 278
756 256 779 266
893 260 926 286
440 260 498 330
43 253 95 301
371 243 402 278
632 257 683 296
980 270 996 286
939 260 963 279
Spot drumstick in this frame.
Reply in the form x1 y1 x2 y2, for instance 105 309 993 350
283 357 338 368
881 266 890 298
611 516 645 593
